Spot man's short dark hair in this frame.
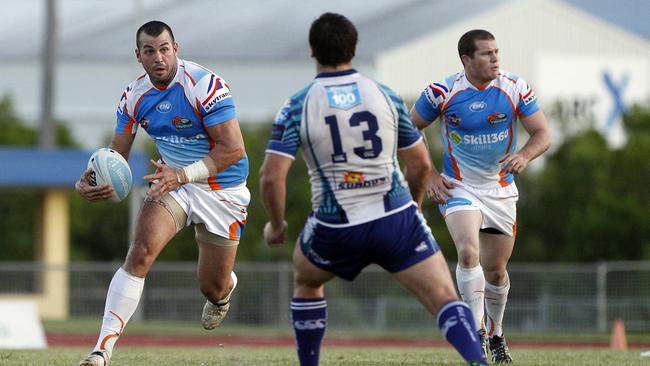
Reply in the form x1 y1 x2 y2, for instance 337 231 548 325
458 29 495 60
309 13 357 67
136 21 175 49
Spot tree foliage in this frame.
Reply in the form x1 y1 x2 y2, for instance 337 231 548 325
515 104 650 261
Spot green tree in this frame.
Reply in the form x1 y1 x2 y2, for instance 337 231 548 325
516 104 650 261
0 95 79 260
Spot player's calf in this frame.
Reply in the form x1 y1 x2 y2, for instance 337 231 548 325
202 272 237 330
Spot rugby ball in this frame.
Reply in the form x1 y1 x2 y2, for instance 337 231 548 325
87 148 133 202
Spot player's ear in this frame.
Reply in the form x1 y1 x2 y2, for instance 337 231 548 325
173 42 179 54
135 48 141 63
460 54 471 67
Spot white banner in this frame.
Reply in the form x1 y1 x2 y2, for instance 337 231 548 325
0 300 47 349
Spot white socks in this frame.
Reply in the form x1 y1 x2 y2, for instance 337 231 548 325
455 265 485 331
93 267 145 357
485 276 510 337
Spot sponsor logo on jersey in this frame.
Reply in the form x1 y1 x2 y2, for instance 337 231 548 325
343 171 364 183
156 101 172 113
204 92 232 111
337 171 387 190
463 130 509 145
522 89 536 105
138 117 149 129
424 88 440 109
487 112 508 125
172 116 193 130
447 113 462 127
450 130 509 146
469 101 487 112
326 83 361 110
155 133 207 143
450 130 462 145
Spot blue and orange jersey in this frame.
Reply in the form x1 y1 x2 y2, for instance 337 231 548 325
415 69 539 189
115 58 248 190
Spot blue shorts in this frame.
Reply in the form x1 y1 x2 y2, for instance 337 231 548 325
299 204 439 281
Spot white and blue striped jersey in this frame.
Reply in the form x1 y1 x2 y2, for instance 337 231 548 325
266 69 422 226
115 58 248 190
415 69 539 189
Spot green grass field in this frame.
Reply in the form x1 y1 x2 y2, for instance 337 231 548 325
2 346 650 366
1 320 646 365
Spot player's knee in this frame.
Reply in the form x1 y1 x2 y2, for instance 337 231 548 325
199 277 231 302
293 273 324 297
456 247 479 267
484 267 508 284
124 244 156 276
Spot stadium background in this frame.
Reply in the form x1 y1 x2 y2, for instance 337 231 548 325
0 0 648 356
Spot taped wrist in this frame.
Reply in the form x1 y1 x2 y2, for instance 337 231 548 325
182 159 210 183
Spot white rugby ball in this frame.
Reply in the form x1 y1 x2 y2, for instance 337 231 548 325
87 148 133 202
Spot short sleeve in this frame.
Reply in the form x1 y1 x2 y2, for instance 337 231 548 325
196 74 237 126
392 95 422 149
516 78 540 118
266 99 301 158
115 84 138 135
414 81 447 125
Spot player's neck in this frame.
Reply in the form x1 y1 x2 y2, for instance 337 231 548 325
316 62 353 74
464 69 492 89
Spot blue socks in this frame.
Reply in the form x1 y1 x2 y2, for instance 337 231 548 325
291 298 327 366
437 300 488 365
290 298 485 365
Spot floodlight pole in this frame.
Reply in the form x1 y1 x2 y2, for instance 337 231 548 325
39 0 57 149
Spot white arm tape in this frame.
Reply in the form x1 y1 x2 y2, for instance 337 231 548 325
183 159 210 182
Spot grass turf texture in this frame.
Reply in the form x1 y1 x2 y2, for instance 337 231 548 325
2 346 650 366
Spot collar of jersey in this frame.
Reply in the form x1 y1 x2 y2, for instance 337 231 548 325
315 68 358 79
151 58 182 91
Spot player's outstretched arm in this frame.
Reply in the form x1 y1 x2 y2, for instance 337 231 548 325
259 153 292 247
500 110 551 174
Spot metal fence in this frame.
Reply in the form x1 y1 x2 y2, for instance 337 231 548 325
1 261 649 332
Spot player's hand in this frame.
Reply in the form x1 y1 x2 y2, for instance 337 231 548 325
426 173 455 204
263 221 288 248
74 168 114 202
144 160 183 201
499 152 530 174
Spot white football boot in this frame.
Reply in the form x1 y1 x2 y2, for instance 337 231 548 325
79 350 110 366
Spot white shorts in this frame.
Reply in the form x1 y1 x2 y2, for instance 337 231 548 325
169 183 250 241
438 176 519 237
